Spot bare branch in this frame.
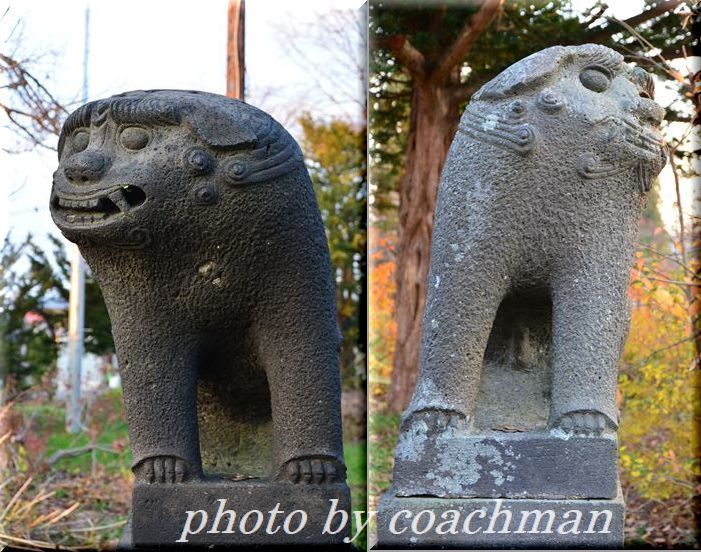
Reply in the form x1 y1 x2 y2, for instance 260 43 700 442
587 0 684 43
46 444 120 465
637 243 697 277
385 34 426 79
631 332 700 368
643 275 701 287
448 82 481 104
431 0 504 84
0 51 66 148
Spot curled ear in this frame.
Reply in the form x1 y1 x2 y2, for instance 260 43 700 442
185 103 258 149
473 45 567 101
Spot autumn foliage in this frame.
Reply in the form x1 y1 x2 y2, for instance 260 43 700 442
619 243 698 502
369 226 397 405
369 221 699 544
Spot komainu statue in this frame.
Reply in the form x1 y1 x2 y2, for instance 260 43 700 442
380 46 666 548
51 90 349 545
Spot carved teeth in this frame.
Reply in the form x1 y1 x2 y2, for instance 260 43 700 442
64 211 108 225
58 197 102 210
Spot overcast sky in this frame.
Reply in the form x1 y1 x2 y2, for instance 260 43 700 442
0 0 364 246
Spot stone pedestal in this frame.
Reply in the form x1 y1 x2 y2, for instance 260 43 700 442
392 430 618 499
379 430 624 549
377 488 624 549
123 479 351 547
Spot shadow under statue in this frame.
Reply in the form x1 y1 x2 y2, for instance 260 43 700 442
50 90 350 547
378 44 666 549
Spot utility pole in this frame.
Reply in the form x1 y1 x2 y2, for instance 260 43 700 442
226 0 245 100
66 4 90 434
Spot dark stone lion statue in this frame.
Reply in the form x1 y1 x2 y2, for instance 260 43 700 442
50 90 346 487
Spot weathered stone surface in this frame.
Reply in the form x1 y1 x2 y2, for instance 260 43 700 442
392 431 618 499
403 43 666 447
377 490 624 549
129 480 350 547
50 90 350 545
379 44 666 548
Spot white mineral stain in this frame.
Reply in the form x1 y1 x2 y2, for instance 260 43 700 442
454 254 464 262
395 418 428 462
483 114 499 131
550 428 572 440
430 440 512 494
435 275 441 288
431 319 439 329
491 469 505 486
409 379 444 411
450 243 460 251
197 261 215 276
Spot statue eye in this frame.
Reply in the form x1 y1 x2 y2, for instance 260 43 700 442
119 126 150 151
579 66 611 93
72 130 89 152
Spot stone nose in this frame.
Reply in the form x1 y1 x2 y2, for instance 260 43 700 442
633 99 664 128
63 150 108 183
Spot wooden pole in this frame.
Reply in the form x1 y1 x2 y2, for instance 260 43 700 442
226 0 245 100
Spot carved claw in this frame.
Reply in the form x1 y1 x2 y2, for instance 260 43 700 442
552 410 612 437
135 456 189 484
402 408 467 435
279 457 345 485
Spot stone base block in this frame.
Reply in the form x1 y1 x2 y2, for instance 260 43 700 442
377 489 624 549
124 478 351 547
393 430 618 499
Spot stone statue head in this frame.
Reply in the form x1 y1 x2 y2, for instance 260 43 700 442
465 44 666 191
50 90 303 249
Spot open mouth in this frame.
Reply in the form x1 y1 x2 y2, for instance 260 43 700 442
52 185 146 225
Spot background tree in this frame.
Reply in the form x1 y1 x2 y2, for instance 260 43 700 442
268 7 368 408
0 50 66 150
0 235 113 405
300 114 367 390
370 0 690 410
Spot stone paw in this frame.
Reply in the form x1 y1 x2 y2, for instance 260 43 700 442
402 408 467 435
135 456 190 484
552 410 612 437
279 457 346 484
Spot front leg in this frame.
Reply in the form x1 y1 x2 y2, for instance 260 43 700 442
402 244 510 436
549 259 631 436
115 326 203 483
254 290 346 485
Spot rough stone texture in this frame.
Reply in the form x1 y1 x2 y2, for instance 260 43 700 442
380 44 666 548
377 490 624 549
50 90 349 545
128 480 350 547
392 431 618 499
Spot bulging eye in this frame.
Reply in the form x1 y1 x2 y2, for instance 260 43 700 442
72 130 89 152
119 126 150 151
579 66 611 93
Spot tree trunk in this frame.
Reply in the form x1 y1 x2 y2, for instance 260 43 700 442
389 79 460 410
